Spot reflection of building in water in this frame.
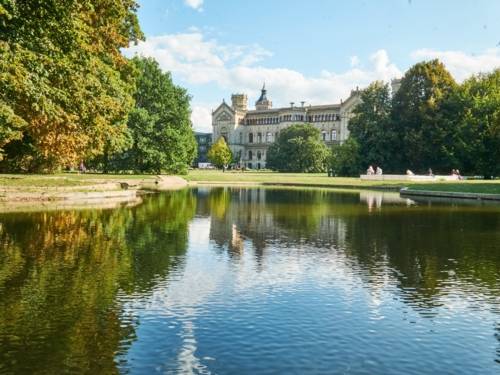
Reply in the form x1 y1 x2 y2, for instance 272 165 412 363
197 187 349 261
359 191 412 212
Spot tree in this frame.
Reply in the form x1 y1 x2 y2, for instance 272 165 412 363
447 70 500 178
330 138 362 177
348 81 396 170
391 59 457 172
266 124 330 172
116 56 197 174
208 137 232 171
0 0 143 172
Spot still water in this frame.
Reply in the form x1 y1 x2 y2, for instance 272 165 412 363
0 187 499 374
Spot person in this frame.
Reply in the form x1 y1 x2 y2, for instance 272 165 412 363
406 169 414 176
367 165 375 175
376 166 383 175
79 161 86 174
428 168 434 177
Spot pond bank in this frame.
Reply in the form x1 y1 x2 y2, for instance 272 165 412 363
400 187 500 201
0 175 188 206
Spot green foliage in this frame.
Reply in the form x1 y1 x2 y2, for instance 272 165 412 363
208 137 232 170
266 124 330 172
448 69 500 177
391 59 457 171
348 81 395 170
118 57 196 174
0 0 143 172
330 137 362 177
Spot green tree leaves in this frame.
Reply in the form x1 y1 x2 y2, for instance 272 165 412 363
266 124 330 172
208 137 232 171
122 57 197 174
0 0 143 172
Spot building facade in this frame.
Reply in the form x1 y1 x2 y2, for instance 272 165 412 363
212 85 362 169
193 132 212 167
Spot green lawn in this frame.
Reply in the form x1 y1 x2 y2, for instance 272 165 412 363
186 170 500 194
0 173 157 188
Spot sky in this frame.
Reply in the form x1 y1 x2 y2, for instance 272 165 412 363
125 0 500 132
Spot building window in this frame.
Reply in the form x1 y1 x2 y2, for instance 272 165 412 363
331 130 337 141
266 132 272 143
249 133 253 143
239 132 243 143
275 132 279 141
248 162 252 169
248 150 253 160
322 131 327 141
257 132 262 143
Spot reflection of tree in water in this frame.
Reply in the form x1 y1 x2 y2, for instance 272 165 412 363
0 190 196 374
201 187 500 312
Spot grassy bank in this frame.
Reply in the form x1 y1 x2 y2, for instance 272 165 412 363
185 170 500 194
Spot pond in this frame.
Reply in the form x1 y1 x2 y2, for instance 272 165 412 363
0 187 499 374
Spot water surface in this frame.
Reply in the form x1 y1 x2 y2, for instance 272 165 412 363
0 187 499 374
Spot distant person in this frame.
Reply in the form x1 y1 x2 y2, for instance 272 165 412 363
376 166 383 175
79 161 86 174
367 165 375 175
406 169 414 176
428 168 434 177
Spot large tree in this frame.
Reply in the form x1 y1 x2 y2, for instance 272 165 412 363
448 70 500 178
266 124 330 172
348 81 396 171
0 0 142 172
119 56 197 174
391 59 457 172
330 137 362 177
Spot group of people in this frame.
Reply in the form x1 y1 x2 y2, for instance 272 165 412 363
366 165 383 175
367 166 464 179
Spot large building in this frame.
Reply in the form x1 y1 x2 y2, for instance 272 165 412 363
212 85 362 169
193 132 212 167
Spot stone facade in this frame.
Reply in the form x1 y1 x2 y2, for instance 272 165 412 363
212 85 362 169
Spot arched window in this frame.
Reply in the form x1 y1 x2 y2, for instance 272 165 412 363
257 132 262 143
239 132 243 144
266 132 272 143
257 150 262 160
331 129 337 141
322 130 327 141
248 150 253 160
249 133 253 143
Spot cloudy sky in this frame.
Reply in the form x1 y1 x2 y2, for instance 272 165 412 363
126 0 500 132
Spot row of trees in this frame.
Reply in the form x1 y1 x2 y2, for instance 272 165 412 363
333 60 500 177
0 0 196 174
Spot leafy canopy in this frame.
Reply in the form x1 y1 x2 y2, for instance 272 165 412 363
208 137 232 170
0 0 143 172
266 124 330 172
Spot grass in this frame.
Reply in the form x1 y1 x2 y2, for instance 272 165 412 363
185 170 500 195
0 170 499 196
0 173 157 188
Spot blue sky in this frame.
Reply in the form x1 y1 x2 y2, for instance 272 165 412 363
128 0 500 131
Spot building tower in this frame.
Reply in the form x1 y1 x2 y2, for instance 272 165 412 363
255 83 272 110
231 94 248 112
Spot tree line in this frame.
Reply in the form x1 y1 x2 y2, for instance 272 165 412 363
333 60 500 178
0 0 196 174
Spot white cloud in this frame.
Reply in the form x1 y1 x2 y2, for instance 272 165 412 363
125 32 404 131
190 105 213 133
350 55 360 67
411 48 500 81
184 0 204 11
